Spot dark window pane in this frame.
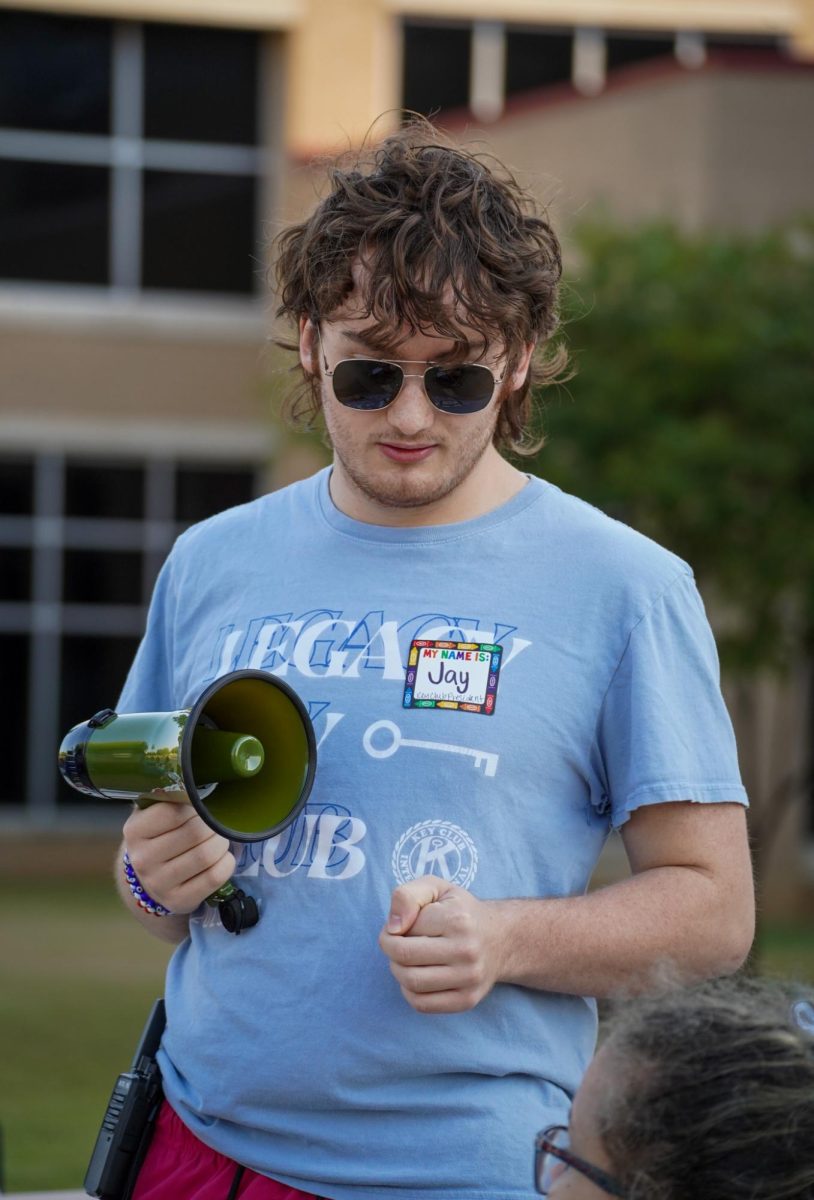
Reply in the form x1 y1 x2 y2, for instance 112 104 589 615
63 549 143 604
141 170 256 294
0 547 31 601
58 634 141 806
0 159 109 285
0 459 34 514
506 29 572 96
65 462 144 519
706 33 786 58
144 23 258 145
606 32 674 73
0 10 111 134
403 23 471 115
0 635 28 804
176 465 256 523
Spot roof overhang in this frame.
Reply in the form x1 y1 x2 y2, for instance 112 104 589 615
0 0 302 30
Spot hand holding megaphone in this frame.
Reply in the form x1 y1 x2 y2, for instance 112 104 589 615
58 670 317 933
122 793 240 929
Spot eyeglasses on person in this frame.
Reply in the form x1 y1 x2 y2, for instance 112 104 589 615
535 1125 627 1198
315 325 507 415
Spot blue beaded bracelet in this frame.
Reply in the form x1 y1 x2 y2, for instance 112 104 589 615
123 850 172 916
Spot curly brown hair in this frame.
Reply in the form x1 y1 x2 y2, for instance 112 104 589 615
271 118 568 455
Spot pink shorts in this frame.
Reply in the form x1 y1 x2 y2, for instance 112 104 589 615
132 1101 327 1200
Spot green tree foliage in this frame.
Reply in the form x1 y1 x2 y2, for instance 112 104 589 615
533 219 814 675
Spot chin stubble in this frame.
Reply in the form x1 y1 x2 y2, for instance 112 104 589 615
335 423 497 511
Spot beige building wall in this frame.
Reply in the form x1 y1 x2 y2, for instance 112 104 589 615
0 294 278 461
2 322 265 425
284 0 402 157
465 65 814 233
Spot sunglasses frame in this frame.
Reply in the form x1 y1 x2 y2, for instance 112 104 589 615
315 324 507 415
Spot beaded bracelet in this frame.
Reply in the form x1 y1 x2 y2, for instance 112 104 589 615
123 850 172 916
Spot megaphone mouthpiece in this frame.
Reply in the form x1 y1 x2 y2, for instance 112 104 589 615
190 728 265 785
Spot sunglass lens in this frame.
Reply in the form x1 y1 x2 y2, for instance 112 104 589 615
426 365 495 413
331 360 403 410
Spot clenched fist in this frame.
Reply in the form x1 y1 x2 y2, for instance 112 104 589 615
378 878 508 1014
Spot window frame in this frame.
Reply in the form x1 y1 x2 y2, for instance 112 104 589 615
0 450 266 826
0 18 269 298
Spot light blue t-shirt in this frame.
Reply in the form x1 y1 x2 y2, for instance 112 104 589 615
118 469 747 1200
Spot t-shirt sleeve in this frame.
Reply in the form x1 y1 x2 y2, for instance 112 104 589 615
590 570 748 828
117 548 178 714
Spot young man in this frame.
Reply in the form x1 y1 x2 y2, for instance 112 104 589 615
117 124 754 1200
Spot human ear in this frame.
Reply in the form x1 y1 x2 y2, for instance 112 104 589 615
298 316 316 375
509 342 535 392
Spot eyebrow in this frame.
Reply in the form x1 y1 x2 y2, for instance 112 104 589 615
337 329 481 364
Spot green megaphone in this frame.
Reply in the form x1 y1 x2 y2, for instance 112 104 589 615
58 669 317 933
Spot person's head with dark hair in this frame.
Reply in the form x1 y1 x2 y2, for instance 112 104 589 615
271 118 567 521
535 977 814 1200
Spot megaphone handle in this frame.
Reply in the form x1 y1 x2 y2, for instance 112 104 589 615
133 796 259 934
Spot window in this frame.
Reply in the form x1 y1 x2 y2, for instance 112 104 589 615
141 170 256 294
0 636 29 806
605 31 674 73
175 464 256 523
0 12 264 295
402 22 471 115
0 160 109 285
143 23 258 144
0 10 112 134
0 458 34 514
63 549 143 604
0 548 31 602
0 453 263 820
65 462 144 520
505 28 573 96
705 33 787 60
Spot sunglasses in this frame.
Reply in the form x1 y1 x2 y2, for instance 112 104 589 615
316 326 506 415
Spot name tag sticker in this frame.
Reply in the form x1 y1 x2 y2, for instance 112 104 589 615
402 640 502 715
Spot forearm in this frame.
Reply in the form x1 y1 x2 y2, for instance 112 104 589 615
115 839 191 945
382 802 754 1012
490 865 753 998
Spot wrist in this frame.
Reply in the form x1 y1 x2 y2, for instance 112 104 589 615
484 898 526 985
122 850 173 916
486 897 558 987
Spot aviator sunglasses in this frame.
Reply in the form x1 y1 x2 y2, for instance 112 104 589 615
316 325 507 415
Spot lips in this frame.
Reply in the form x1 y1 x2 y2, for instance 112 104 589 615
378 443 436 464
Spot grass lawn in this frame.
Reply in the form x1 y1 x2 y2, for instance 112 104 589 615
0 880 171 1193
2 880 813 1193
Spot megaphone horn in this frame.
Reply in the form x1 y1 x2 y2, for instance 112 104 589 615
58 670 317 934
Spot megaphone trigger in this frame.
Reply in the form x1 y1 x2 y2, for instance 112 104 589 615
58 669 317 935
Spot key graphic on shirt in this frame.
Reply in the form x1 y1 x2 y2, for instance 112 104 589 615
362 719 498 777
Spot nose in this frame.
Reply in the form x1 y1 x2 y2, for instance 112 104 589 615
384 372 436 437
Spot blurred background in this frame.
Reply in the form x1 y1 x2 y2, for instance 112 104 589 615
1 0 813 1191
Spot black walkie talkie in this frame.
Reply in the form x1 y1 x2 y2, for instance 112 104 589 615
84 999 166 1199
